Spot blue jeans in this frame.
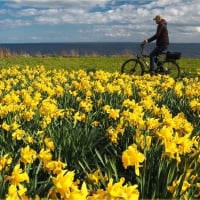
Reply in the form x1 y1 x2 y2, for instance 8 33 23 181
149 46 167 71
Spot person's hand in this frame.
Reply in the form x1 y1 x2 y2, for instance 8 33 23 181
143 39 148 43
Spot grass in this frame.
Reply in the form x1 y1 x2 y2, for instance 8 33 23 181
0 54 200 77
0 55 123 72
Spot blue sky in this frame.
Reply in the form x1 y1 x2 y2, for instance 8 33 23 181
0 0 199 43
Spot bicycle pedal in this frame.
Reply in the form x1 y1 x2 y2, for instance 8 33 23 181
164 70 170 74
130 69 136 73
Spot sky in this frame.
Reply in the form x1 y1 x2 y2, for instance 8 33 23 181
0 0 199 43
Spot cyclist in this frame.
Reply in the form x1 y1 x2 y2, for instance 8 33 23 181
143 15 169 75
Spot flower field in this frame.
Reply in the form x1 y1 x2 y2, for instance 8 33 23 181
0 65 199 199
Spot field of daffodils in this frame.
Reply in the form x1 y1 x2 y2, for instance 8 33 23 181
0 65 199 199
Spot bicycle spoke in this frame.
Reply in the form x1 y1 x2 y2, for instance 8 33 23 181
162 60 180 79
121 59 144 76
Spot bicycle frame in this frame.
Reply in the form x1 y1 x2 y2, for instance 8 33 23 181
135 43 167 71
135 43 150 69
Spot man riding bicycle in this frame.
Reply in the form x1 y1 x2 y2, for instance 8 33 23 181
143 15 169 75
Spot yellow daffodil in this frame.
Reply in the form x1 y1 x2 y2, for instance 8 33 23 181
136 131 152 150
73 111 86 123
87 169 101 184
20 145 37 164
44 160 67 174
91 120 100 127
122 143 145 176
10 164 29 185
22 109 35 121
6 184 28 200
52 170 75 198
79 99 93 112
0 154 12 171
39 148 52 164
44 137 55 151
106 178 139 200
0 65 200 199
12 129 26 140
2 121 11 132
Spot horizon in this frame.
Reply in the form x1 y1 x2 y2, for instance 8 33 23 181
1 41 200 44
0 42 199 58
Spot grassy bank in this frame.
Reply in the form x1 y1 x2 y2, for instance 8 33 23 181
0 56 124 72
0 55 200 77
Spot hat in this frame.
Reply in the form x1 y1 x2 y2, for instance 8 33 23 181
153 15 162 20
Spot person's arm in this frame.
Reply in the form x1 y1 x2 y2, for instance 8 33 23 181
145 24 164 43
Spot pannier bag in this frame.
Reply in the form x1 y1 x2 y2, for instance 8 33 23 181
166 51 181 60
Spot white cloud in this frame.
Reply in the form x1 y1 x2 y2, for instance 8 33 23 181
196 27 200 32
17 8 38 16
10 0 112 9
0 19 31 28
1 0 200 42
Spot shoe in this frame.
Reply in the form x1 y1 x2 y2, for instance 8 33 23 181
158 69 165 74
147 70 155 75
158 67 164 73
164 69 170 74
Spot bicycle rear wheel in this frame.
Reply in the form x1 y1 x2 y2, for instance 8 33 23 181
161 60 180 79
121 59 144 75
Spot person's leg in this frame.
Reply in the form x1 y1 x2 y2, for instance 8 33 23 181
149 46 167 71
149 48 158 71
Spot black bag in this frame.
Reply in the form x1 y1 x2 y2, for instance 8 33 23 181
166 51 181 60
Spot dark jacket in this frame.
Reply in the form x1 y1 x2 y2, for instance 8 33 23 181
148 19 169 47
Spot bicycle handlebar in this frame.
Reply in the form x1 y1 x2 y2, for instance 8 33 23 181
135 42 147 57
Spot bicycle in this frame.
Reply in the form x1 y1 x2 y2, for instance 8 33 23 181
121 43 181 79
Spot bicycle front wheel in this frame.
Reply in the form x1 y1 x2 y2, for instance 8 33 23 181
162 60 180 79
121 59 144 76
